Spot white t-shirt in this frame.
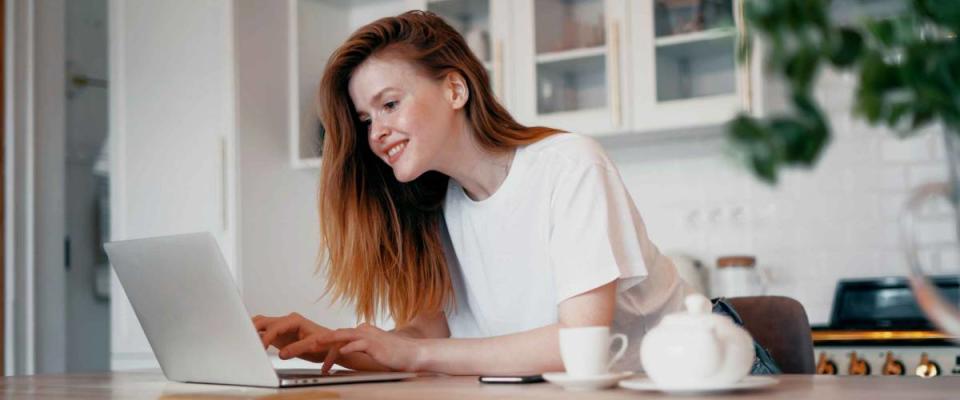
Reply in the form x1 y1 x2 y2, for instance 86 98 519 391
441 133 690 372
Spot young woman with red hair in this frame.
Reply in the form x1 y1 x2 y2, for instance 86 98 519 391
252 10 689 375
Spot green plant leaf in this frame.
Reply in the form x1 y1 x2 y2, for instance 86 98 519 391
827 27 863 67
865 19 896 46
731 0 958 185
729 114 765 142
914 0 960 31
784 47 821 93
728 115 779 184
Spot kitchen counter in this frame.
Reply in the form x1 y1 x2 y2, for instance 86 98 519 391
3 371 960 399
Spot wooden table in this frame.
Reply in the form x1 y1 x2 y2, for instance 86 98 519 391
2 371 959 399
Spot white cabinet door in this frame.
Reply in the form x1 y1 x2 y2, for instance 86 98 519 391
630 0 747 132
512 0 629 136
108 0 236 370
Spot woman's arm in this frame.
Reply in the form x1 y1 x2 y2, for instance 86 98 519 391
280 280 618 375
393 311 451 339
415 279 617 375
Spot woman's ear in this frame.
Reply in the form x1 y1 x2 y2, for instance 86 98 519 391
445 72 470 110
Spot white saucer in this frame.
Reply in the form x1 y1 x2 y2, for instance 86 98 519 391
542 371 633 391
619 376 779 394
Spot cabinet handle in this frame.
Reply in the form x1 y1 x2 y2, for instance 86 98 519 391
734 0 752 112
494 39 504 99
609 19 622 128
219 136 229 233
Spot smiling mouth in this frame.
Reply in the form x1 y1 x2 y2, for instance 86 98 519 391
386 140 407 164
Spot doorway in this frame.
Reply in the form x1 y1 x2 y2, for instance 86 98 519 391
63 0 110 372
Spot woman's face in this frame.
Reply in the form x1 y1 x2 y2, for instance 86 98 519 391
348 55 464 183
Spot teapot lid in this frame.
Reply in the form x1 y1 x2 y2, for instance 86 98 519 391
661 294 733 327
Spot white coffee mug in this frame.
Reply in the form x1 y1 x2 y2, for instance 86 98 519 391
558 326 628 377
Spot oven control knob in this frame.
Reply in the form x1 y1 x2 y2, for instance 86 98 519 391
816 352 837 375
848 352 871 376
915 353 940 378
882 351 905 375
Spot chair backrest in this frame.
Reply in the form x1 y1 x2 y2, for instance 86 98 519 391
727 296 815 374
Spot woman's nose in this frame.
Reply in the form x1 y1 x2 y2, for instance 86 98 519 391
369 120 390 143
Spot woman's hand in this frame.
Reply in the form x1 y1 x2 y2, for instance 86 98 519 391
281 322 426 372
252 313 333 364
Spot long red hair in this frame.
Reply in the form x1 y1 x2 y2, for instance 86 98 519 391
317 10 559 326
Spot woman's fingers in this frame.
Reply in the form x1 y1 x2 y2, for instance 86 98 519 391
280 328 359 359
259 314 306 348
252 315 279 332
321 344 341 374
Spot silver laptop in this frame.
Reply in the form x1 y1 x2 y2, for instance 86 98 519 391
104 232 415 387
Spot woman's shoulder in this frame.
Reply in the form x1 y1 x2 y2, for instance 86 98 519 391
522 132 611 169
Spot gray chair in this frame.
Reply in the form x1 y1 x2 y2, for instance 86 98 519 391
727 296 815 374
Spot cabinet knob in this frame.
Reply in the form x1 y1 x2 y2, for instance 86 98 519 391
882 351 905 376
915 353 941 378
848 352 871 376
816 352 837 375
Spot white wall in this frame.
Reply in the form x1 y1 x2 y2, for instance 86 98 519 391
608 68 954 325
235 0 357 329
235 0 411 330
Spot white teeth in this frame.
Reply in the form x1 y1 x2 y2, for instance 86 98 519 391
387 142 406 158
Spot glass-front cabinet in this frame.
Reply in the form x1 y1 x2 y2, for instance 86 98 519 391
289 0 753 168
631 0 749 132
514 0 629 135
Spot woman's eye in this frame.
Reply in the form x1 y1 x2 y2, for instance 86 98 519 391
384 101 397 111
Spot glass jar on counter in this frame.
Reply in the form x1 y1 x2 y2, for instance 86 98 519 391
711 255 767 298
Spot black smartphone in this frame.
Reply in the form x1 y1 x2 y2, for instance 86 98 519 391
478 374 545 384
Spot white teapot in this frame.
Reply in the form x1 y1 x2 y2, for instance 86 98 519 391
639 294 754 389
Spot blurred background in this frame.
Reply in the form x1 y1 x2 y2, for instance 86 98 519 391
4 0 956 378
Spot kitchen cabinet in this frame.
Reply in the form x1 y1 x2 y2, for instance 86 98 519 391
290 0 754 168
512 0 629 135
630 0 751 132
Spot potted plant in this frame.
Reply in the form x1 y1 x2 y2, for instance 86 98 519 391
728 0 960 337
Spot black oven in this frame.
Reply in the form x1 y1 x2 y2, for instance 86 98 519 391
811 276 960 376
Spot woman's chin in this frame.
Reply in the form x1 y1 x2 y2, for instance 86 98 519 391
392 167 422 183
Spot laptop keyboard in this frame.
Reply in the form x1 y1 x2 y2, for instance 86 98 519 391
276 369 361 379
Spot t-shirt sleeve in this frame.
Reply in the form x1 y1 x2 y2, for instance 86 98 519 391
549 160 653 303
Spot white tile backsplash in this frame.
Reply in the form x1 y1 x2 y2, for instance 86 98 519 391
938 246 960 273
612 72 956 325
881 135 933 162
907 164 950 187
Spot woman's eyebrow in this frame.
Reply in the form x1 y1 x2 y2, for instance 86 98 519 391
367 87 398 106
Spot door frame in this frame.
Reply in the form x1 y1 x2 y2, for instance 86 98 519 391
4 0 37 376
1 0 7 376
3 0 67 376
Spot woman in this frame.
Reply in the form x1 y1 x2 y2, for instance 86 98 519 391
253 10 689 375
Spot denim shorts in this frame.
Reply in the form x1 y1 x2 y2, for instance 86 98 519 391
711 298 782 375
